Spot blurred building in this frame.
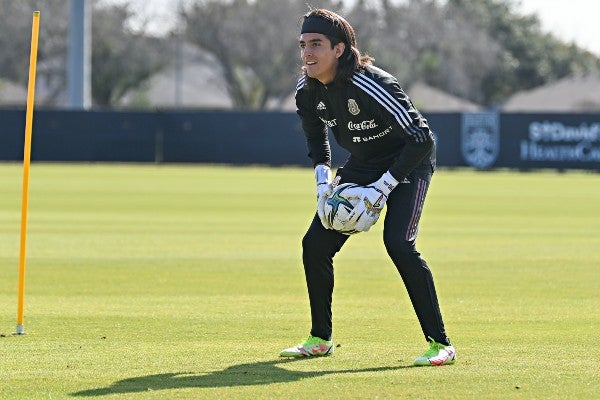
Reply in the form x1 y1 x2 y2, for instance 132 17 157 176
0 79 27 106
407 82 482 112
119 43 232 109
502 74 600 112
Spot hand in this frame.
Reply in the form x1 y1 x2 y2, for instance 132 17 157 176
348 171 399 232
316 182 333 228
314 165 333 229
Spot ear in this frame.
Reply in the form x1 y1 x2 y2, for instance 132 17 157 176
334 42 345 59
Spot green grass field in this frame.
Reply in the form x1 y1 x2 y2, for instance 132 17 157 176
0 163 598 399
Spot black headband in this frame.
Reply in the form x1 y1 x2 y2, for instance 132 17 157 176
300 15 346 41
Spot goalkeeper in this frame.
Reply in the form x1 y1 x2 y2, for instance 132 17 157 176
280 8 456 366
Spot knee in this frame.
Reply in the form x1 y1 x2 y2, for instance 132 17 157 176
384 230 415 254
383 231 419 262
302 228 345 261
302 230 327 260
302 229 319 251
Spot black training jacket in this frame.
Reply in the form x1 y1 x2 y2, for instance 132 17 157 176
295 65 435 181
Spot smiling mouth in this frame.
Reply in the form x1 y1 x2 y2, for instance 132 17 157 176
305 61 317 65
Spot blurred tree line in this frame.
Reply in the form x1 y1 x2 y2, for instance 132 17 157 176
1 0 599 109
0 0 168 107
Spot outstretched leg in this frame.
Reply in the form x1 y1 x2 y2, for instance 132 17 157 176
383 167 450 345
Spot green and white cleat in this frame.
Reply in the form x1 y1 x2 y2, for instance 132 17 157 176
413 338 456 366
280 335 334 357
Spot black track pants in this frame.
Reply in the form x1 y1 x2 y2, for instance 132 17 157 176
301 164 450 345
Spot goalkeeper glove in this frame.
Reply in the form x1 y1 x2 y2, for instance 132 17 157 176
348 171 399 232
314 164 333 229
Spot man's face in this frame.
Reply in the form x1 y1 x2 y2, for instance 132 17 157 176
299 33 345 84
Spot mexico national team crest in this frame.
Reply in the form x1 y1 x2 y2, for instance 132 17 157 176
461 112 500 169
347 99 360 115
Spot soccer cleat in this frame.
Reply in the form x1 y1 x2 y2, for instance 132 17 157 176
280 335 334 357
413 338 456 366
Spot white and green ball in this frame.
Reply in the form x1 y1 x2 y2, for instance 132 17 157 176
324 183 363 235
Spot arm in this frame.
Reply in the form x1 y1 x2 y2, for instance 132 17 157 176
295 85 331 167
296 83 333 229
349 78 434 231
385 82 435 182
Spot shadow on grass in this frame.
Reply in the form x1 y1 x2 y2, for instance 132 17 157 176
71 358 413 396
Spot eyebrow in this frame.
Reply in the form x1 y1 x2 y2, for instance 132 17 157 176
299 38 324 44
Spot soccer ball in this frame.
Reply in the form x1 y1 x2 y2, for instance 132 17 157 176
324 183 363 235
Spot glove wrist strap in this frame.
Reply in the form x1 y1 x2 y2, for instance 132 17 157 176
315 164 332 185
376 171 399 196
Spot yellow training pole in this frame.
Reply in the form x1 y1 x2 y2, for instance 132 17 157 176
16 11 40 335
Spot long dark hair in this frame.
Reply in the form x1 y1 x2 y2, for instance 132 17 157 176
299 8 374 87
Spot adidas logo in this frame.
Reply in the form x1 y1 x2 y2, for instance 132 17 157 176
317 101 326 111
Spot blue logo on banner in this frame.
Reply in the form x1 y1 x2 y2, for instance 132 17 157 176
461 113 500 169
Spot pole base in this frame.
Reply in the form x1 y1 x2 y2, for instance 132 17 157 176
15 324 25 335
